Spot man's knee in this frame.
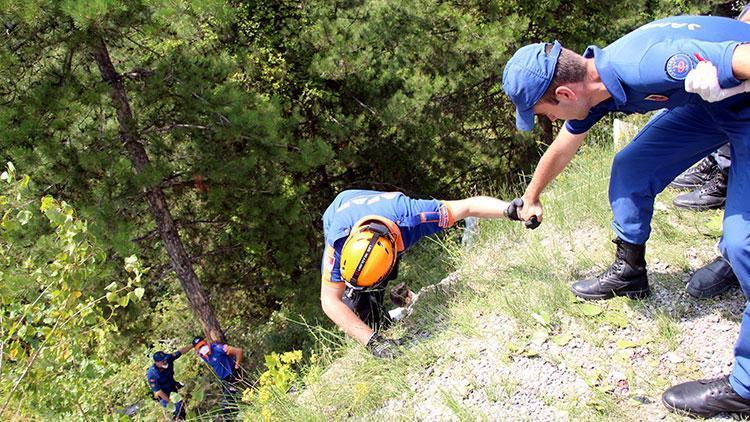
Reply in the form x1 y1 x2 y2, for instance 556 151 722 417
722 230 749 263
611 148 634 176
610 147 646 191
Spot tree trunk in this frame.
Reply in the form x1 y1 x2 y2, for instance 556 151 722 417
90 34 225 343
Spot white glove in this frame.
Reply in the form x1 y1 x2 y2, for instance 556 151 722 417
685 60 750 102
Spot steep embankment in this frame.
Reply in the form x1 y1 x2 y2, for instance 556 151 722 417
247 120 740 421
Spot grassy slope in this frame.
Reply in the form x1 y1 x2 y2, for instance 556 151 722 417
242 121 744 421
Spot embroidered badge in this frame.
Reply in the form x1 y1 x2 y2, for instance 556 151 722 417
644 94 669 102
438 205 452 228
666 53 693 80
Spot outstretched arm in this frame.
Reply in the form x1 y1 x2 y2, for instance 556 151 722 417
320 281 374 345
443 196 510 221
520 126 588 222
225 345 243 369
176 344 192 355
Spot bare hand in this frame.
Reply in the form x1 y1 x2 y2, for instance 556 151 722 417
520 197 543 225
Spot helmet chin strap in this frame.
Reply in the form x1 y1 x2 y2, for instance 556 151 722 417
349 232 381 286
348 222 393 289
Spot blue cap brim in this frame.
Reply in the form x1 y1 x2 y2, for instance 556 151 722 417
515 107 535 132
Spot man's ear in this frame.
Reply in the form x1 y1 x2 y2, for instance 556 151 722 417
554 86 577 102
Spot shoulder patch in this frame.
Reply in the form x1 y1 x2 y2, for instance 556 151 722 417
322 245 335 283
438 204 454 228
665 53 693 80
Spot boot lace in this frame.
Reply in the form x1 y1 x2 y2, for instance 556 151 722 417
703 377 733 397
692 157 715 175
600 244 626 279
699 169 727 196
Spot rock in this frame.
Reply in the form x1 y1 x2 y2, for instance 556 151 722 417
664 353 684 364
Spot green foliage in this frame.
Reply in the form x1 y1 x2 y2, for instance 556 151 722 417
241 350 304 421
0 163 146 418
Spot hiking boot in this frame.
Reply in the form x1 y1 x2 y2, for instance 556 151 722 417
571 238 649 300
686 256 739 299
670 157 718 190
673 169 727 211
663 376 750 418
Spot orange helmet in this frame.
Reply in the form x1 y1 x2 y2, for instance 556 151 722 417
340 221 397 290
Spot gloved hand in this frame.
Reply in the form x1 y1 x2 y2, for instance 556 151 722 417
685 60 750 102
504 198 541 230
366 333 401 359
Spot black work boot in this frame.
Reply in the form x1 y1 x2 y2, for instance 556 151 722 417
687 256 739 299
670 157 718 190
571 238 649 300
673 169 727 211
663 376 750 418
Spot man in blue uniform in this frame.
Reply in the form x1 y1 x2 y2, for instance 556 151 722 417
502 15 750 416
192 336 244 416
672 5 750 299
146 345 192 420
320 190 532 358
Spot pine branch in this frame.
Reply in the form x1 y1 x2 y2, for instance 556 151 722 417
122 68 155 80
141 123 212 134
352 96 377 115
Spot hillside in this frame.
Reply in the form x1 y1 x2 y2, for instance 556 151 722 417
239 121 740 421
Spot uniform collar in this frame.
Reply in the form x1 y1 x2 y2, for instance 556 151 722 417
583 45 627 106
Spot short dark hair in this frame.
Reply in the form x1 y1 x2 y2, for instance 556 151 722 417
539 45 587 104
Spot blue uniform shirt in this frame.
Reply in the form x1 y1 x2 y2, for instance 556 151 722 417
146 351 181 393
199 343 236 380
565 15 750 135
321 190 455 284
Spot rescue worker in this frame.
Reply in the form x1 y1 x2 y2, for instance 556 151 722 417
192 336 243 416
320 190 531 358
146 344 192 420
673 5 750 299
501 14 750 416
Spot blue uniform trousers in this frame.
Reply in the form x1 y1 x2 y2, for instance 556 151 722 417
608 94 750 397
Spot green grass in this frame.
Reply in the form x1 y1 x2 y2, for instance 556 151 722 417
654 311 682 352
439 388 478 421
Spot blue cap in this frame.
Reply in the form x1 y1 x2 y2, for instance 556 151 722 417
502 41 561 131
153 351 168 362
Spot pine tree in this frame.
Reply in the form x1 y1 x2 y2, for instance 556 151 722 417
0 1 262 343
